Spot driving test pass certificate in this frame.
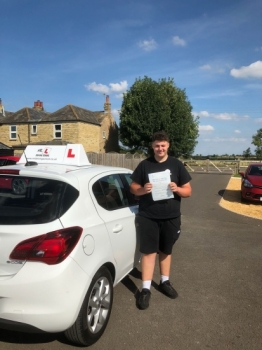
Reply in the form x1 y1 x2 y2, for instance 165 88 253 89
148 169 174 201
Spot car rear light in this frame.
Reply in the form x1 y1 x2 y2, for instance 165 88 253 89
0 169 20 175
9 227 83 265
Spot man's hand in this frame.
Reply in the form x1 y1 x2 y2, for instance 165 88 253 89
169 182 178 193
169 182 192 197
144 182 153 194
130 181 153 196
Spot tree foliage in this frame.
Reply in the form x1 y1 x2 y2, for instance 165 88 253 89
119 76 199 157
242 147 252 159
252 128 262 159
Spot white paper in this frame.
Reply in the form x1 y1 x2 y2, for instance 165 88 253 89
148 169 173 201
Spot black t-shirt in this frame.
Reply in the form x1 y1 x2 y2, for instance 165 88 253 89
130 156 192 219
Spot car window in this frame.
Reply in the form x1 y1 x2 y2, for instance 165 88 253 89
120 173 138 206
0 176 79 225
249 166 262 176
6 160 17 165
92 174 128 210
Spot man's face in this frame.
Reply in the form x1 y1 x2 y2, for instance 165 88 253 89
152 140 169 158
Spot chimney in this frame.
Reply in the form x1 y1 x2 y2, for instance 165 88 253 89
33 100 44 110
0 98 5 116
104 95 111 113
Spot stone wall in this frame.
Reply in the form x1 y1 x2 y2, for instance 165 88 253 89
0 122 101 153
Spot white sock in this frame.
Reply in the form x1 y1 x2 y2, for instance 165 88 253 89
161 275 169 283
142 280 151 290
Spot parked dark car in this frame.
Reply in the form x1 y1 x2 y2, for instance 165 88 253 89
239 163 262 202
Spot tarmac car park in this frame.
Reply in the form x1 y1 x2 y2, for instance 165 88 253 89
0 144 140 346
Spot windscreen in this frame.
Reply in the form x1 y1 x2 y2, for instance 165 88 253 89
0 176 79 225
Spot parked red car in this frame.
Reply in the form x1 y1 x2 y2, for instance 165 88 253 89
239 163 262 202
0 156 26 194
0 156 20 166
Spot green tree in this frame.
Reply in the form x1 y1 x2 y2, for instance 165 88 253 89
119 76 199 156
242 147 252 159
252 128 262 159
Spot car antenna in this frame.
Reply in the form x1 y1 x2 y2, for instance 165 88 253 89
18 135 38 167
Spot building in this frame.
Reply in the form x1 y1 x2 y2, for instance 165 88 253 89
0 96 118 154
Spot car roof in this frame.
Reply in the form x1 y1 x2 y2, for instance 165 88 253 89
0 144 133 187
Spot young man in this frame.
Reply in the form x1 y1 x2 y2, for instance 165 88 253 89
130 131 192 310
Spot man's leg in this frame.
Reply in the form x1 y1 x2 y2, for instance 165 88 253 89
159 251 171 276
137 252 157 310
141 252 157 281
158 251 178 299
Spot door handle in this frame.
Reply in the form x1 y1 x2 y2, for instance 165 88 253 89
113 224 123 233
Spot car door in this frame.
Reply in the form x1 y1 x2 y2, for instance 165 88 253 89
90 173 139 282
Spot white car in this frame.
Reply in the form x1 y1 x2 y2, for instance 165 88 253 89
0 144 140 346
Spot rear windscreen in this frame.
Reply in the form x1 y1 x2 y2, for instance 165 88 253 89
0 176 79 225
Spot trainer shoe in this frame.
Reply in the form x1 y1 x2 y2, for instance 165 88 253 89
137 288 151 310
159 280 178 299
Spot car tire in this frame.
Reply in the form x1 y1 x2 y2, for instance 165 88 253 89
12 179 27 195
65 266 113 346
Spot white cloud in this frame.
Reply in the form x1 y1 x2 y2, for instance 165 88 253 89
203 137 246 143
199 125 214 132
230 61 262 79
85 80 128 96
198 111 210 118
109 81 128 93
172 36 186 47
234 130 241 133
195 110 249 121
111 108 120 118
255 47 262 52
199 64 225 74
199 64 211 71
138 39 157 51
255 118 262 123
213 113 249 121
115 93 124 99
85 82 109 94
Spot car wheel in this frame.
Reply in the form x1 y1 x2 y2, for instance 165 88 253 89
12 179 27 195
65 266 113 346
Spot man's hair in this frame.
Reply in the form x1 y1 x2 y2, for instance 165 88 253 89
151 131 170 142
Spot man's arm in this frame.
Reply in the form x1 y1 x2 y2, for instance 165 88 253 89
130 181 152 196
169 182 192 198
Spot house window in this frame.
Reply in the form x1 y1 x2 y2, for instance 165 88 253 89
31 125 37 135
10 125 17 139
102 131 106 139
54 124 62 139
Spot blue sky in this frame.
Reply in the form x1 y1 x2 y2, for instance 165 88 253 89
1 0 262 156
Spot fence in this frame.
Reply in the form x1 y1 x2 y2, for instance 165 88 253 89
87 152 146 171
87 153 259 174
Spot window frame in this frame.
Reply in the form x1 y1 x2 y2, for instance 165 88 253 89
92 174 129 211
54 124 62 139
10 125 17 140
31 124 37 135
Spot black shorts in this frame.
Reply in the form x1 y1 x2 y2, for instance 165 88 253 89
135 215 181 255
